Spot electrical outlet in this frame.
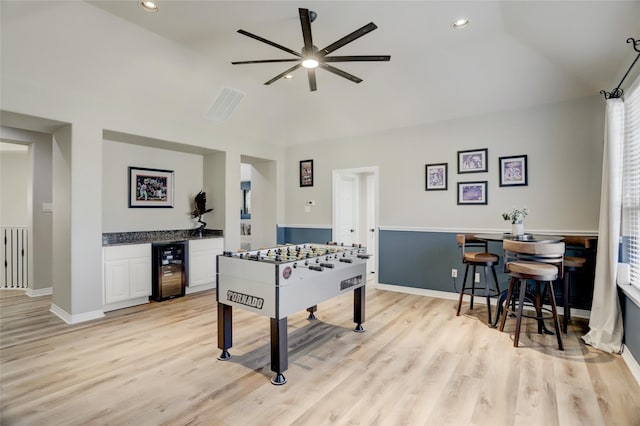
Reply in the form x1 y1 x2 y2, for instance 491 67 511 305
451 269 457 278
474 273 480 283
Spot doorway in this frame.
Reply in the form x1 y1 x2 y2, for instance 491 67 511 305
240 155 277 250
332 166 378 275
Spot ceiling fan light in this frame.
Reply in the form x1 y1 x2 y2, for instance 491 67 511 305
452 18 469 29
140 1 159 12
302 58 319 69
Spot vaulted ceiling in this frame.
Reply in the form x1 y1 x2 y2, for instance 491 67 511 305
4 1 640 146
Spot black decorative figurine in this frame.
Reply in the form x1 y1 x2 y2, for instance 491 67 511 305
191 190 213 236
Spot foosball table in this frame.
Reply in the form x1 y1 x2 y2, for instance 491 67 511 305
216 243 370 385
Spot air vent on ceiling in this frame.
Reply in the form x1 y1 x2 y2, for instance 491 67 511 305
205 87 245 121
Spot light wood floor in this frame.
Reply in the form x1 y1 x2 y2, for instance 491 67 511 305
1 287 639 426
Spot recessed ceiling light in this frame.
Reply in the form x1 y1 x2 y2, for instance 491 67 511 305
452 18 469 29
284 75 293 80
140 1 158 12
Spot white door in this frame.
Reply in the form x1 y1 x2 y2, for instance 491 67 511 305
333 167 378 275
337 174 359 246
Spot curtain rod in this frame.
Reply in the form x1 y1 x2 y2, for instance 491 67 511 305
601 38 640 99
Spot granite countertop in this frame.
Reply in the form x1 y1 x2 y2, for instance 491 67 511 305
102 229 223 246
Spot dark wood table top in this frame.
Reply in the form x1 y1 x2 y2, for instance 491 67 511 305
474 233 565 243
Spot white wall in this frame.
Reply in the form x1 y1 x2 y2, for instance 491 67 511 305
0 147 29 227
31 136 53 290
52 126 72 313
102 139 205 232
284 96 604 233
250 160 277 248
204 151 226 233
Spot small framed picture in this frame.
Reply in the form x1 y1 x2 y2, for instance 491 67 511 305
300 159 314 187
499 155 528 187
128 166 174 208
425 163 448 191
457 148 488 174
457 181 488 205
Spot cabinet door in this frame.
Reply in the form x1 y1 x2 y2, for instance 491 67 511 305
130 257 152 298
104 260 130 304
189 250 209 287
204 248 223 283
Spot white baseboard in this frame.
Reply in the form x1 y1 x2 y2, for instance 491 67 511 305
372 282 590 319
26 287 53 297
374 282 459 300
102 297 149 313
186 283 215 294
50 303 104 324
622 344 640 386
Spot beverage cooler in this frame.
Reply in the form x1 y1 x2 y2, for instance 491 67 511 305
152 241 187 301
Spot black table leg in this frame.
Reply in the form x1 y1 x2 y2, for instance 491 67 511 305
354 286 365 333
270 317 288 385
217 303 232 360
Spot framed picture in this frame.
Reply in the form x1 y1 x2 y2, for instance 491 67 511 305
425 163 448 191
457 181 488 205
300 159 314 187
128 166 174 208
457 148 488 174
499 155 528 187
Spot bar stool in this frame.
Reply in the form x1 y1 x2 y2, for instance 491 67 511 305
498 239 565 350
455 234 501 325
561 236 597 333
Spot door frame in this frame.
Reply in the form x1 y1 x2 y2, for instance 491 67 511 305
332 166 379 275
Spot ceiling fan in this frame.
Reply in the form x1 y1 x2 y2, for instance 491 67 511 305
231 8 391 92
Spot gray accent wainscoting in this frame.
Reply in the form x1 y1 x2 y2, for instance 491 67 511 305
622 293 640 364
277 226 332 245
377 229 513 294
378 229 594 311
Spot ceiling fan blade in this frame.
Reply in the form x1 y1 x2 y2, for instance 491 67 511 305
299 8 314 56
323 55 391 62
232 59 301 65
237 29 301 58
265 63 302 85
317 22 378 57
307 68 317 92
319 63 363 84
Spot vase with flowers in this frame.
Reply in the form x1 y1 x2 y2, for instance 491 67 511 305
502 207 529 236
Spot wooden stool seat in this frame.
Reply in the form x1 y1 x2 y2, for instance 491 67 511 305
564 255 586 268
506 261 558 279
464 252 499 263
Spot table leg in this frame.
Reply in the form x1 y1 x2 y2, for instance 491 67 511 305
217 303 232 360
354 286 365 333
306 305 317 320
270 317 288 385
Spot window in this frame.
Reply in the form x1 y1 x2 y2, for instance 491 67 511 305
622 77 640 289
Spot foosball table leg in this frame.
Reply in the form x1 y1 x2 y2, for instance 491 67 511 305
354 286 366 333
306 305 318 320
217 303 233 360
270 317 288 385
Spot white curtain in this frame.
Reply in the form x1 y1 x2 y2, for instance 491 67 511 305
582 99 625 353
